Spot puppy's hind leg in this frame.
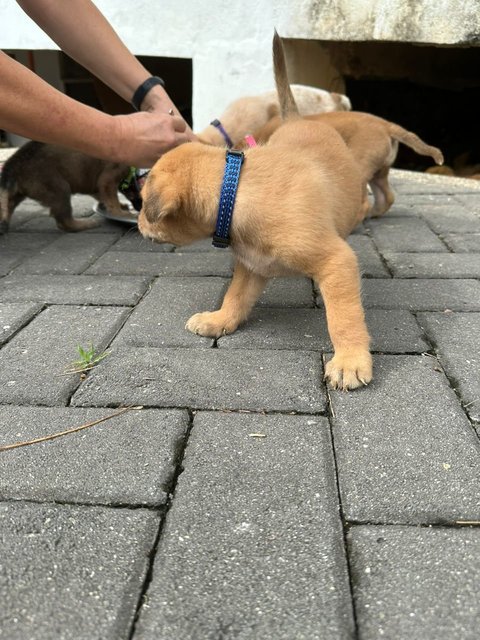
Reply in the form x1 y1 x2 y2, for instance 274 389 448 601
369 137 397 217
0 190 25 234
369 165 395 217
186 261 268 338
43 179 99 232
97 165 130 216
315 239 372 390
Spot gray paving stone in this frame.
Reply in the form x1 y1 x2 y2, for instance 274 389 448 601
72 346 326 413
174 237 223 252
115 277 227 348
384 252 480 278
0 232 59 275
418 312 480 422
391 181 456 195
0 274 149 305
390 173 480 195
0 302 42 345
356 279 480 311
442 233 480 253
85 251 233 277
365 309 429 353
0 407 188 506
218 308 328 351
256 277 314 307
9 195 126 235
380 204 419 217
134 412 354 640
349 525 480 640
218 308 428 354
8 201 55 231
348 235 390 277
13 213 127 236
0 501 158 640
331 355 480 523
110 232 174 252
419 203 480 234
0 249 26 276
455 192 480 215
13 213 82 233
0 232 59 251
396 193 458 208
11 233 117 275
0 305 128 405
365 217 446 252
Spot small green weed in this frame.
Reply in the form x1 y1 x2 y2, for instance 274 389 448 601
68 343 110 374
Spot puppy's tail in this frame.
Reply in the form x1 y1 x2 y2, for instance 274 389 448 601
388 123 444 165
273 29 299 120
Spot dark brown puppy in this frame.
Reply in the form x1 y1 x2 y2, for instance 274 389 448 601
0 141 129 233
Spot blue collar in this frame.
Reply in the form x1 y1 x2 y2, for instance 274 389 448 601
210 119 234 148
212 150 245 248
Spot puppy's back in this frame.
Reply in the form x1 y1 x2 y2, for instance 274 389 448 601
1 141 112 196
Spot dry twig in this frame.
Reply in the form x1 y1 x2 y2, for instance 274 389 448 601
0 405 143 452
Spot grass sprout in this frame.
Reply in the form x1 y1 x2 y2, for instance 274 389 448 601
65 343 110 374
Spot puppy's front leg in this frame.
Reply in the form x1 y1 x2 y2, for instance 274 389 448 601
316 239 372 390
186 261 267 338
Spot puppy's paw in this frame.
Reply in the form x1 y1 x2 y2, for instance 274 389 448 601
58 217 101 232
324 350 373 390
185 311 239 338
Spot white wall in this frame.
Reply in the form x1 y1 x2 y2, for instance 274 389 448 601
1 0 478 128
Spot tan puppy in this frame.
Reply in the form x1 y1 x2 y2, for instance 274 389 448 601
139 117 373 389
197 84 351 148
238 111 443 217
238 36 443 218
0 141 129 233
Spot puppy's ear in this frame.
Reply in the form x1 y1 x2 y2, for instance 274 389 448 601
142 181 179 223
142 191 167 223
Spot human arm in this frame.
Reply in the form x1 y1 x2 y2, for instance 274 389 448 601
16 0 195 136
0 50 188 167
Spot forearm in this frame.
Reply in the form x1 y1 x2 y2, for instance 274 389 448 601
17 0 149 102
0 51 120 161
16 0 190 122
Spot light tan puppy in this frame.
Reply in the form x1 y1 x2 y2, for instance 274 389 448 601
238 111 443 217
238 35 443 218
197 84 351 147
138 117 372 389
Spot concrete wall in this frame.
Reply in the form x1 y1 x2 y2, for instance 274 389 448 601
1 0 479 128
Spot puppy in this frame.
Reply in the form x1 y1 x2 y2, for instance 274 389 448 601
238 111 443 217
197 84 351 148
0 141 130 233
238 36 443 218
139 122 372 389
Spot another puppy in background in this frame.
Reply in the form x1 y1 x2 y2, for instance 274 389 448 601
0 141 129 233
138 36 373 390
197 84 351 148
239 43 443 218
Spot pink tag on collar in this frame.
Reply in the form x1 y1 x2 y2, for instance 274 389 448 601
244 134 257 148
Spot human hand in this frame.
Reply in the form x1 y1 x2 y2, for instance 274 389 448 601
138 83 197 142
111 111 191 167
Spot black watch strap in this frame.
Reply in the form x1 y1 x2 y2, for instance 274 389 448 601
131 76 165 111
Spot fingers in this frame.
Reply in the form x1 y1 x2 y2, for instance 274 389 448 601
171 115 187 133
173 131 190 145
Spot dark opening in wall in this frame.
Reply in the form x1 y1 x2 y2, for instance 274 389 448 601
60 53 193 126
283 39 480 176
